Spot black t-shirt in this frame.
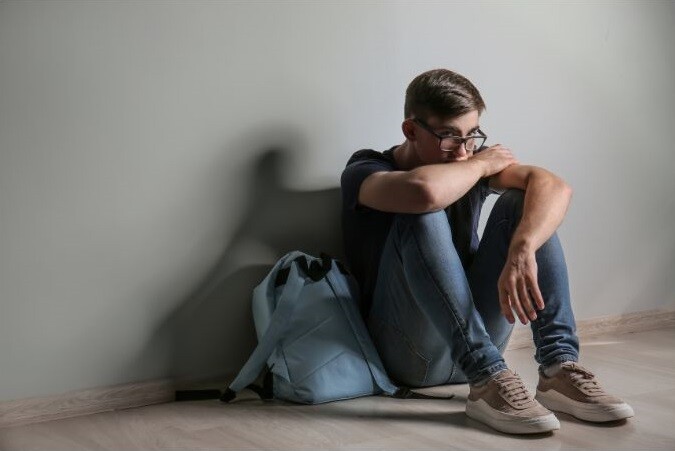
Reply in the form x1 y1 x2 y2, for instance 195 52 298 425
340 145 500 320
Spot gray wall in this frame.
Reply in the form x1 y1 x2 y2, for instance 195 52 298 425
1 1 673 402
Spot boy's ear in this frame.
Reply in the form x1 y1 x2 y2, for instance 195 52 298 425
402 119 416 141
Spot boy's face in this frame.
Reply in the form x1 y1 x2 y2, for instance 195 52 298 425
408 109 481 166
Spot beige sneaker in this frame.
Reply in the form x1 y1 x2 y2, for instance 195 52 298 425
466 369 560 434
535 361 634 422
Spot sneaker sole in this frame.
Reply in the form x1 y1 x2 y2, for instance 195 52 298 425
536 389 635 422
466 399 560 434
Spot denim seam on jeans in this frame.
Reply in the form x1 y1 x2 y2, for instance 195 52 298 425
405 219 483 371
368 314 431 386
388 317 432 384
403 335 431 386
535 316 543 363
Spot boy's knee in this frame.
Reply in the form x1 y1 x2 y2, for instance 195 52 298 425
493 188 525 218
395 209 451 230
391 210 458 253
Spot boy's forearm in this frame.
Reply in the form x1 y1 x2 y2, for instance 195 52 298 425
411 159 486 211
509 173 573 254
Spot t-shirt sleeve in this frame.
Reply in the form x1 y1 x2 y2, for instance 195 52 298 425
341 159 391 212
480 175 506 197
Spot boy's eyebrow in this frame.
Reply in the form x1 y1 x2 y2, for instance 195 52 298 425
440 124 481 134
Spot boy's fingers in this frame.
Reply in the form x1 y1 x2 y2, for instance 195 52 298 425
517 278 537 321
508 280 528 325
499 288 515 324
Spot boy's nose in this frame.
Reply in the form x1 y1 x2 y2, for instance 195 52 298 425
453 142 468 157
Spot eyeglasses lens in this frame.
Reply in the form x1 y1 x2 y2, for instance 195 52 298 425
440 136 483 152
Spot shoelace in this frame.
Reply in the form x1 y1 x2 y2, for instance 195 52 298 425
493 373 533 407
562 363 606 395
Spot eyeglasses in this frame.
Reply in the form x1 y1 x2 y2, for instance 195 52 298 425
413 117 487 152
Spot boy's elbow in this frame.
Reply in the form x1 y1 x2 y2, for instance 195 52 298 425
560 179 573 200
541 170 572 200
418 181 445 213
554 179 573 209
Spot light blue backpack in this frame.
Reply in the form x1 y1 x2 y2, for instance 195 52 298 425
176 251 452 404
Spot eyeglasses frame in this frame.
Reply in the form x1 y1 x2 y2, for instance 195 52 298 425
412 117 487 152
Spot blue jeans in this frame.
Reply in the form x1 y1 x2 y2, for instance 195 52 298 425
367 189 580 387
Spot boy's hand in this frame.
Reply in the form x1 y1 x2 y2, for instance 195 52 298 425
497 246 546 325
471 144 519 178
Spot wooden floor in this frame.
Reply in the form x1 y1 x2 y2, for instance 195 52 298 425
1 327 674 450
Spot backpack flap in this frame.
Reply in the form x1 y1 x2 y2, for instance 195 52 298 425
273 272 368 403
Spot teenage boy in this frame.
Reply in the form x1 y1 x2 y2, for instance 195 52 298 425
340 68 634 434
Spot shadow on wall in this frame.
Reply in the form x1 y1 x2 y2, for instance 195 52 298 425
138 144 347 388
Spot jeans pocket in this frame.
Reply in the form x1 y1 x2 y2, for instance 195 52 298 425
368 315 430 387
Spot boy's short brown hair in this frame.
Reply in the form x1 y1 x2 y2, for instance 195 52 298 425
404 69 486 121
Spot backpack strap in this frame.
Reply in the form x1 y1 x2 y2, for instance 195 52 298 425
323 257 400 396
220 260 306 402
175 365 274 402
389 386 454 400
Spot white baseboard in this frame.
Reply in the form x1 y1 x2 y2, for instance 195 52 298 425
506 307 675 350
2 308 674 429
0 379 176 429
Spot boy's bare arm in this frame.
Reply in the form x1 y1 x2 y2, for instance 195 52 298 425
358 145 516 214
489 164 573 325
413 144 518 211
